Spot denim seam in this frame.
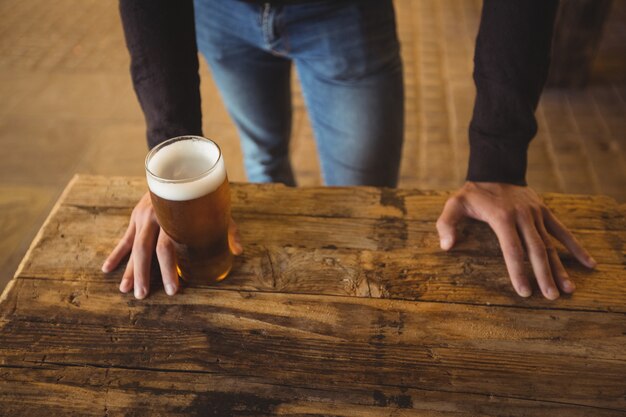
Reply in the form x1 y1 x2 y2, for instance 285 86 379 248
262 3 272 50
281 9 291 55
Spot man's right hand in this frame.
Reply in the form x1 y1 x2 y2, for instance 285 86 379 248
101 191 243 299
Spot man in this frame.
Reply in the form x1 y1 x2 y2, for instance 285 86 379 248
102 0 596 300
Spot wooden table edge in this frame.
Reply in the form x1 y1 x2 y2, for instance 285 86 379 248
4 175 80 297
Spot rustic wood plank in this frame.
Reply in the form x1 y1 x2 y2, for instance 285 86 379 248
10 175 79 282
1 321 623 411
1 365 620 417
2 174 624 415
15 202 626 312
65 175 408 219
0 364 433 417
12 202 583 266
1 279 624 410
64 175 626 231
366 250 626 312
0 184 57 291
63 175 146 207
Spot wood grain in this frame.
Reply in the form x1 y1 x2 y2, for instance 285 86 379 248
14 176 626 312
64 175 626 230
1 279 625 410
2 365 622 417
1 175 624 415
0 185 56 290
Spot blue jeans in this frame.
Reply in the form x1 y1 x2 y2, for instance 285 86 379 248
194 0 404 186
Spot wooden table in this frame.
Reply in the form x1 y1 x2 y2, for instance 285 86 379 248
1 175 624 416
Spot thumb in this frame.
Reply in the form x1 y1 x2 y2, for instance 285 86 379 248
228 217 243 255
436 195 466 251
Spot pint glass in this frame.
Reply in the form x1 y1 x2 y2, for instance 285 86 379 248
145 136 233 283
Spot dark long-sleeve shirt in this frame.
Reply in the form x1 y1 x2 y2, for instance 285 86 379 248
119 0 558 186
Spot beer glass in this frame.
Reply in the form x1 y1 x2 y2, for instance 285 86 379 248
145 136 233 283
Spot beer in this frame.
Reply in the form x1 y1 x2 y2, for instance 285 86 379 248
145 136 233 282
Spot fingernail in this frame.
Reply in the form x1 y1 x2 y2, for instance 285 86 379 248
547 287 560 300
234 236 243 253
135 287 147 299
101 262 110 273
587 257 597 268
165 284 176 296
519 286 532 298
563 279 575 292
440 237 452 250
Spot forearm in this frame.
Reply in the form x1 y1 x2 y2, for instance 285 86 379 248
119 0 202 149
466 0 558 185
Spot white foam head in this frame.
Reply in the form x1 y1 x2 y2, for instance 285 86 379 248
146 136 226 201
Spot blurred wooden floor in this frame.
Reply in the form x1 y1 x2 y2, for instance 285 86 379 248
1 0 625 291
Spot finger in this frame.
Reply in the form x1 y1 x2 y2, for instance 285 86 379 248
543 208 597 268
156 230 179 296
536 215 576 294
102 221 136 273
489 219 532 298
436 195 466 250
517 211 559 300
119 256 134 293
228 218 243 255
132 222 159 300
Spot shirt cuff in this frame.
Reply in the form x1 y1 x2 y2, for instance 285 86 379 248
466 130 529 186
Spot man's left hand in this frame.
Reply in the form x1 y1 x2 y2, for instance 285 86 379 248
436 182 597 299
